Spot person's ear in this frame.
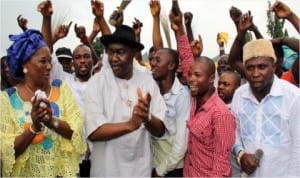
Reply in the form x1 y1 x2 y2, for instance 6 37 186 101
168 62 176 71
209 73 215 84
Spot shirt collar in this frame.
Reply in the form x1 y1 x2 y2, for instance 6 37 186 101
242 75 284 101
164 77 184 98
201 90 219 111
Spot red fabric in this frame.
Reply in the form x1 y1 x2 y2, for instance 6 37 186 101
176 34 194 79
176 34 236 177
184 92 236 177
281 70 297 86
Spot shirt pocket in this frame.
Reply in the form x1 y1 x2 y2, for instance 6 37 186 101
189 120 213 147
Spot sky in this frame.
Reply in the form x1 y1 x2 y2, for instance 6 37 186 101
1 0 299 59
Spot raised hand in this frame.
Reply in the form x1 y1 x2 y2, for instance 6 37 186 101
238 11 253 33
91 0 104 18
74 24 87 42
190 34 203 57
229 6 242 28
169 0 183 34
149 0 160 17
132 17 143 37
184 12 193 26
272 1 292 19
37 0 53 17
53 21 72 42
17 15 28 32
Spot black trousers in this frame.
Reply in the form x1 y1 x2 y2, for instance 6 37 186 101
152 168 183 177
79 160 91 177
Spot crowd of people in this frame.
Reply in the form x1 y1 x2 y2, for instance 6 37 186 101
0 0 299 177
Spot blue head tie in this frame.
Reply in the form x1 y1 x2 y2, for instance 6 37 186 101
6 29 46 78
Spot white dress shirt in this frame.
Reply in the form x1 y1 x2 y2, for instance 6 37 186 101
152 77 191 176
231 75 300 177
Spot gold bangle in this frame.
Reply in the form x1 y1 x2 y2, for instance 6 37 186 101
237 150 245 165
29 124 44 135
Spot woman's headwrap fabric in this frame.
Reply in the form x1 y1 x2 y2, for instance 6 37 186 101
6 29 46 78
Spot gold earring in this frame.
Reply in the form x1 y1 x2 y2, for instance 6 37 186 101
23 68 28 74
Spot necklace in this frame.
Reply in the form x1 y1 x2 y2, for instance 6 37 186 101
24 84 36 95
123 83 132 107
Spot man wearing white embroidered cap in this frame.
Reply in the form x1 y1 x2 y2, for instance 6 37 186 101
231 39 300 177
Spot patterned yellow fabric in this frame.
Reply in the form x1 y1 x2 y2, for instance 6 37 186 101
0 79 86 177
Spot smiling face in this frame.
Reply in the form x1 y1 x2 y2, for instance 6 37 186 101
23 46 52 84
244 56 276 100
151 48 176 81
187 58 215 97
106 43 135 80
73 45 93 81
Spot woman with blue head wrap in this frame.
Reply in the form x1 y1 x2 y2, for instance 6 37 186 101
1 29 86 176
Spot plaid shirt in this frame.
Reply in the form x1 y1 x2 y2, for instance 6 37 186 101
184 92 236 177
176 34 236 177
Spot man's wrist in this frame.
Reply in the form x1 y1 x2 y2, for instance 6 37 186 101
143 114 152 125
237 150 245 165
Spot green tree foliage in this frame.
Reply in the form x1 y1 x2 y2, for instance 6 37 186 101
92 37 104 59
245 31 253 42
267 1 289 38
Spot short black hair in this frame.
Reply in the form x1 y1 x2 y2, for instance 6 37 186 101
195 56 216 76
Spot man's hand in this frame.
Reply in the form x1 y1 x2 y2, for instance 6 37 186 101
240 152 260 175
149 0 160 17
17 15 28 32
272 1 293 19
74 24 87 42
53 21 72 42
184 12 193 26
132 17 143 38
190 34 203 57
169 1 184 35
238 11 253 33
37 0 53 17
91 0 104 18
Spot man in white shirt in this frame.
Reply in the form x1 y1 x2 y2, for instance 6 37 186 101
84 25 167 177
150 48 191 177
232 39 300 177
50 44 93 177
51 44 93 116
